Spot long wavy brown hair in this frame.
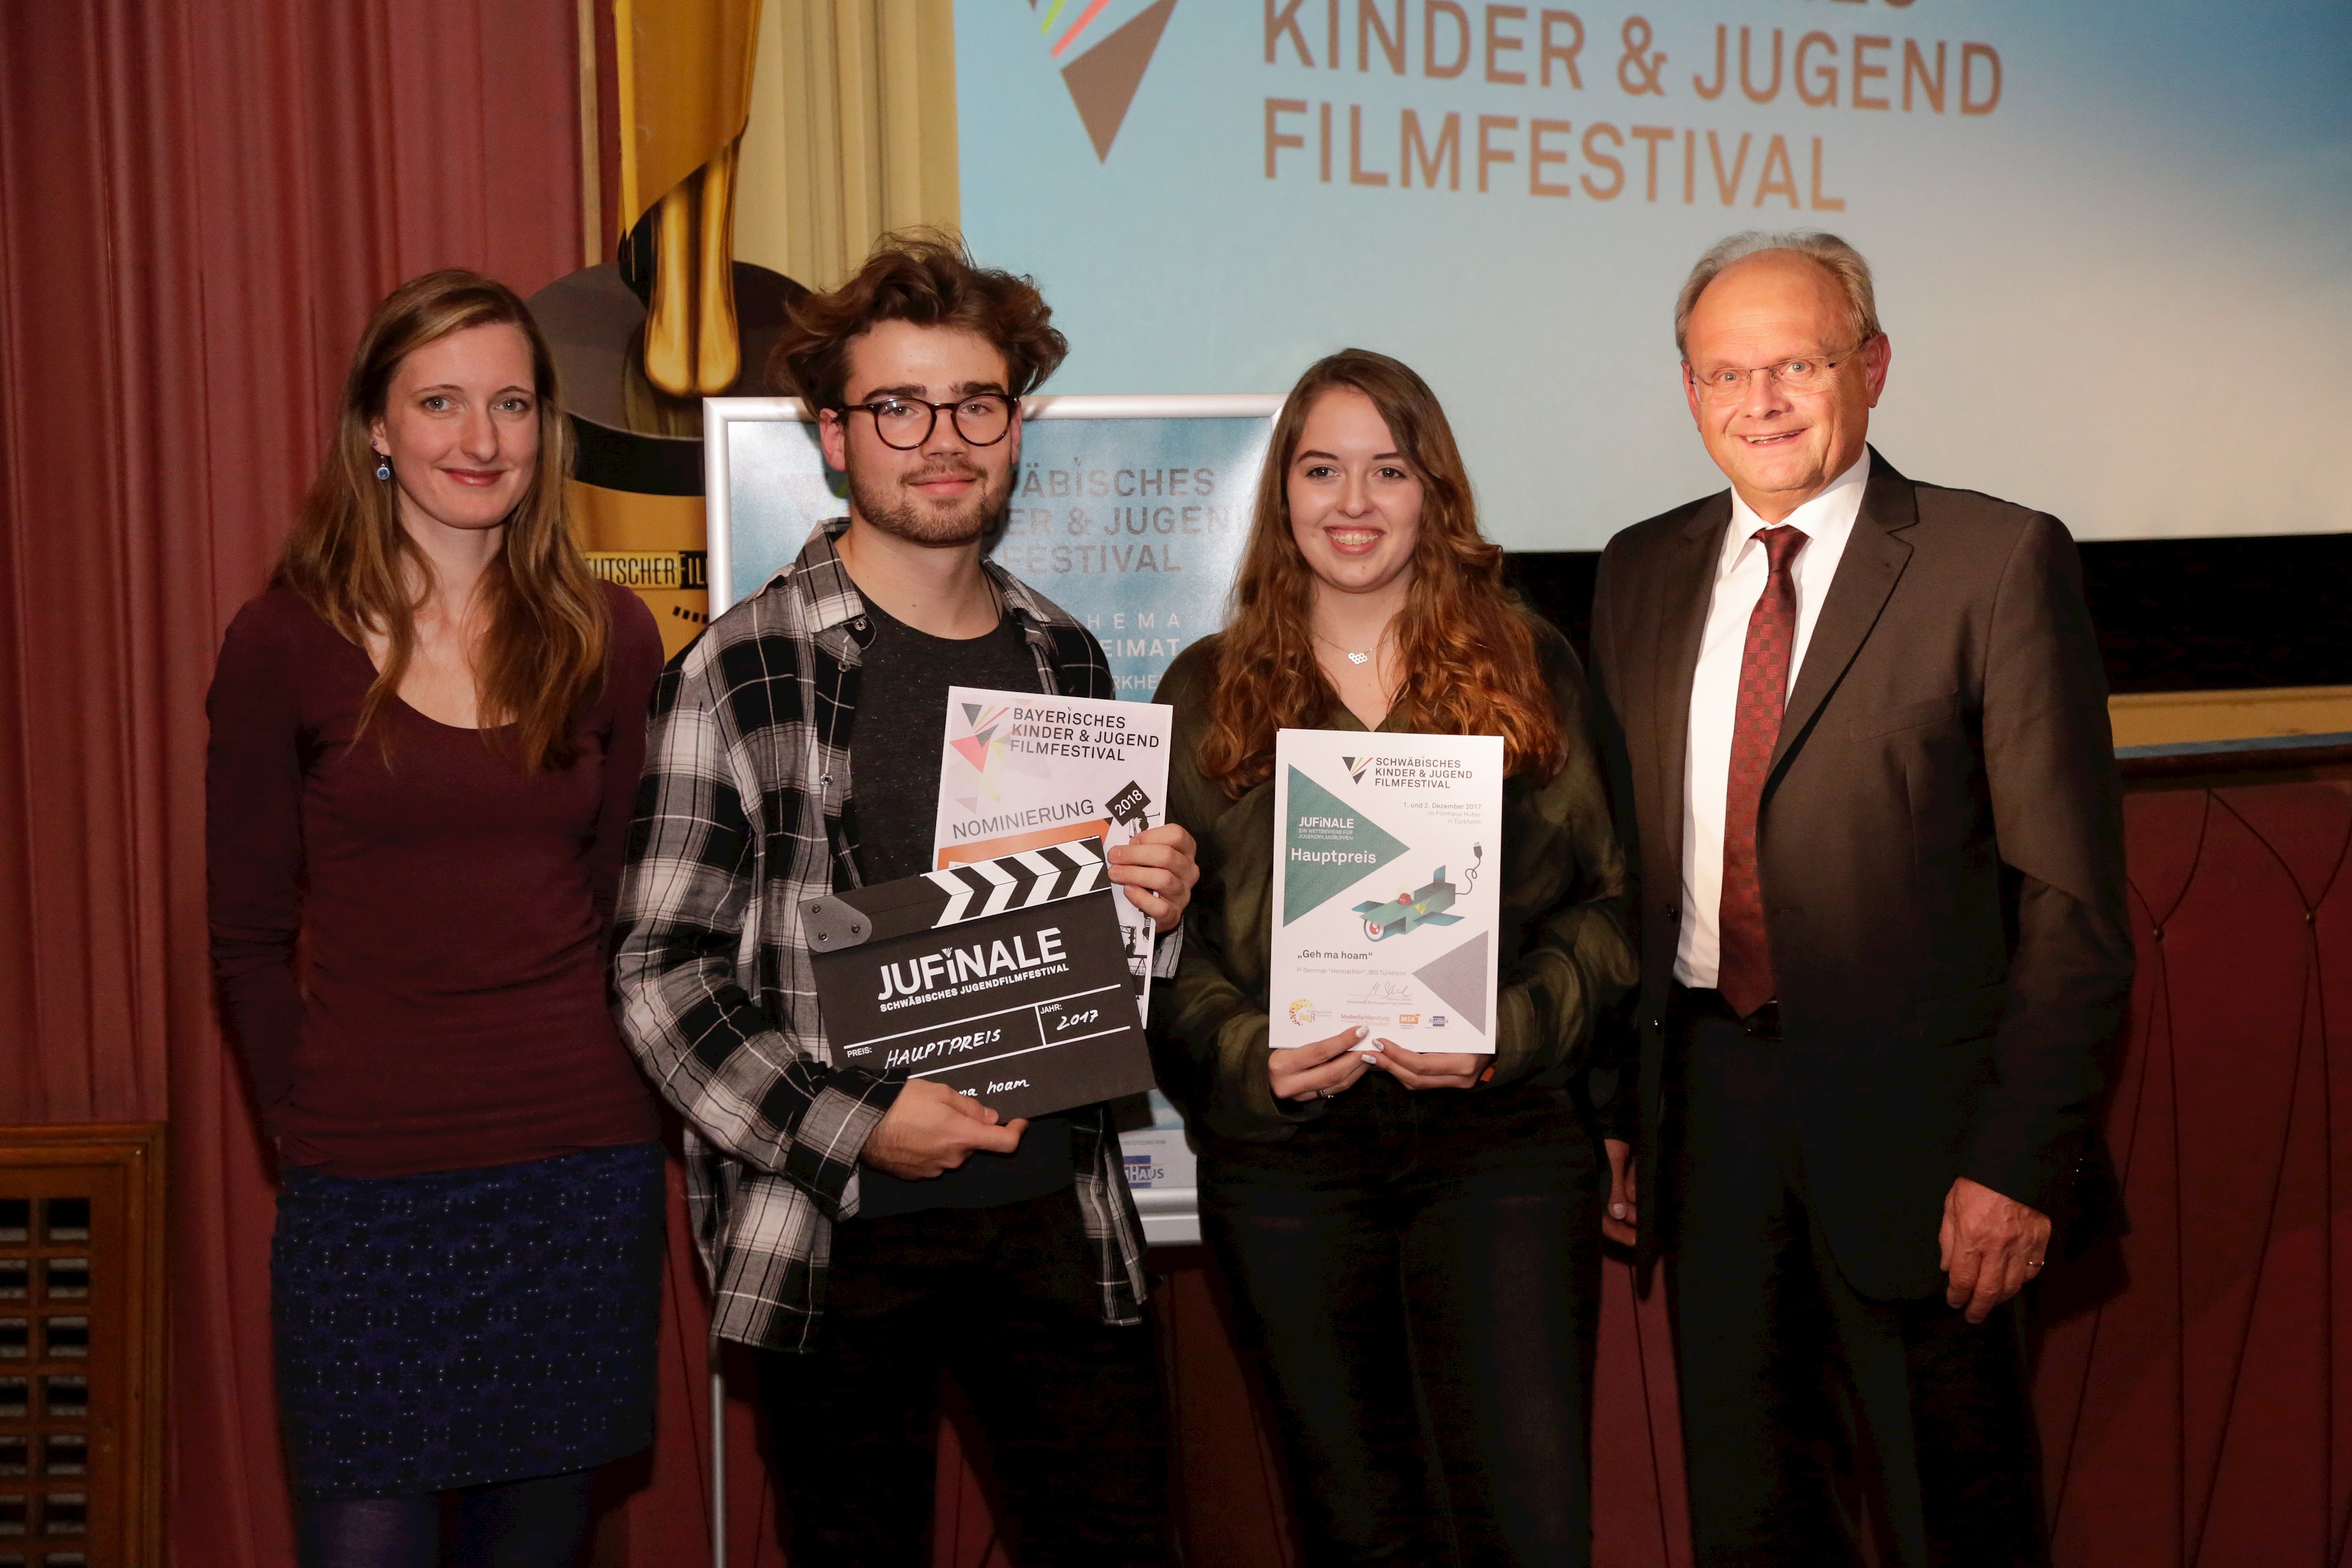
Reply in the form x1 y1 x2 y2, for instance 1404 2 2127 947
1200 350 1562 793
274 270 609 772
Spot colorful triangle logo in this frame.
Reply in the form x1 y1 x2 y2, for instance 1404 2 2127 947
1045 0 1178 161
949 727 996 771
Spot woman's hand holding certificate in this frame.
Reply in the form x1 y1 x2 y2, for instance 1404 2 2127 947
1268 1023 1387 1102
1370 1040 1486 1091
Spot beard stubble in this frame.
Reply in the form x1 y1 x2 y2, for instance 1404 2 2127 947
846 456 1015 547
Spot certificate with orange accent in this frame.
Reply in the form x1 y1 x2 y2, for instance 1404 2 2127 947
1269 729 1503 1054
933 687 1173 1020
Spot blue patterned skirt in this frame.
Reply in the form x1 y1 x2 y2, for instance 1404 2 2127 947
271 1141 666 1499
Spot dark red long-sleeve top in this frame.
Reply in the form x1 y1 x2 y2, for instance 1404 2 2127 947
205 580 665 1177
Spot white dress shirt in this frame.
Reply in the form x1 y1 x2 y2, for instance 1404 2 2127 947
1674 451 1871 988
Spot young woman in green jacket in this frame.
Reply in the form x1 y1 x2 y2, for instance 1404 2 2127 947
1152 350 1637 1567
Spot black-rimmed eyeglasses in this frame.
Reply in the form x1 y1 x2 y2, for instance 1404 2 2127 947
836 393 1016 450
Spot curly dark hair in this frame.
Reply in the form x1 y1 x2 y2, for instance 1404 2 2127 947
769 229 1069 410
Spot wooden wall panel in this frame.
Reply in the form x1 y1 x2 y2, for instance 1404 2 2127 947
0 1124 166 1568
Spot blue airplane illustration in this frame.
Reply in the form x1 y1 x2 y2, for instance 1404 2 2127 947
1353 869 1464 940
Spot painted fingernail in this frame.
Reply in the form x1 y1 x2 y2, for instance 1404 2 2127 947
1610 1203 1627 1218
1353 1026 1368 1039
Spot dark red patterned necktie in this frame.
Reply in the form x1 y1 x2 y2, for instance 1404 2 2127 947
1717 525 1808 1019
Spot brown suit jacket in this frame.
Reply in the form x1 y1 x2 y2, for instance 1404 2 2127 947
1588 450 2133 1300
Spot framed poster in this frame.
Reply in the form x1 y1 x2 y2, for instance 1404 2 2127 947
702 393 1278 700
702 393 1283 1245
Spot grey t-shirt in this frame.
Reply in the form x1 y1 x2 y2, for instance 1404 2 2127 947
849 598 1076 1219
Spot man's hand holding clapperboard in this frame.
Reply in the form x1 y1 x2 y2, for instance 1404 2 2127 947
803 839 1156 1124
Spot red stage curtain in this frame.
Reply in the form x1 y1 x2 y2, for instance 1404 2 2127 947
0 3 585 1562
2037 777 2352 1566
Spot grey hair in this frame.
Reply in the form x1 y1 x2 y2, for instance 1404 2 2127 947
1673 231 1881 360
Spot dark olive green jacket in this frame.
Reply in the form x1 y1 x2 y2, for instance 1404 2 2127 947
1150 621 1637 1142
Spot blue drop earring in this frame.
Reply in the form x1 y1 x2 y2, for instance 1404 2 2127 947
373 452 392 481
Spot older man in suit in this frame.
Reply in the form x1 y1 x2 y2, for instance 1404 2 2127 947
1588 232 2134 1566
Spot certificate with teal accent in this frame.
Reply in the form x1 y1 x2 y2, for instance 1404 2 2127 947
1268 730 1504 1055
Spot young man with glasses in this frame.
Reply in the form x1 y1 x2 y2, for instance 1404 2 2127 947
611 233 1196 1567
1587 231 2132 1565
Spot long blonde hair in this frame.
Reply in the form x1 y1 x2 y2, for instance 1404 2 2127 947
274 270 608 771
1200 350 1561 793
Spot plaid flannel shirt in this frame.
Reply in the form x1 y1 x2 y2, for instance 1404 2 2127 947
613 519 1155 1350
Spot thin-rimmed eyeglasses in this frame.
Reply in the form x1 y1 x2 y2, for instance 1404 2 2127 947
1686 339 1871 405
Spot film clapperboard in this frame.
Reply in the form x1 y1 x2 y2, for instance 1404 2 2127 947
803 838 1156 1121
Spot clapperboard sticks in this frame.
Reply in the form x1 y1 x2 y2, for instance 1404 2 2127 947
803 838 1118 957
930 833 1151 1012
922 839 1106 926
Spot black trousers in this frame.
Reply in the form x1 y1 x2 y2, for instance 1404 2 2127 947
1200 1074 1604 1568
1665 1005 2048 1567
750 1185 1172 1568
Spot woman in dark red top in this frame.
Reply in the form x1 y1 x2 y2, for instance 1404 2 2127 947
206 270 666 1568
